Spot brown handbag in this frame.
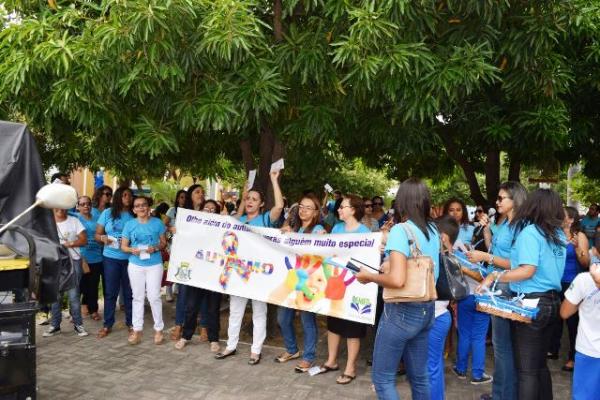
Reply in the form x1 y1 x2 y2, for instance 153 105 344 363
383 224 438 303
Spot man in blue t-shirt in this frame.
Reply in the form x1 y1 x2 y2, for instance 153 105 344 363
582 204 599 248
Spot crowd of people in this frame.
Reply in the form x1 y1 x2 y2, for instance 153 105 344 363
41 171 600 400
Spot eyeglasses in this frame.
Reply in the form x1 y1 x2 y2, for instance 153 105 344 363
373 202 383 206
339 205 354 209
133 204 148 208
364 204 373 208
78 202 91 207
298 205 316 211
497 195 511 202
103 192 112 197
475 209 484 213
203 208 216 212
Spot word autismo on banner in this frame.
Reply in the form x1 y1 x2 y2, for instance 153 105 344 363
168 210 382 324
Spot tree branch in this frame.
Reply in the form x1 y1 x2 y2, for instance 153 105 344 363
485 149 500 202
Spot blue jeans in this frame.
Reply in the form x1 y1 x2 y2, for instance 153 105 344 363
492 315 517 400
175 284 188 325
428 312 451 400
456 295 490 379
372 302 435 400
277 307 318 363
51 258 83 327
103 257 132 328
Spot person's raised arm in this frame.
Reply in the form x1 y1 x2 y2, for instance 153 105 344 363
575 232 590 269
269 170 284 223
235 185 248 218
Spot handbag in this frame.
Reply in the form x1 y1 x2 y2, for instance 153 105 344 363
383 224 437 303
436 252 469 301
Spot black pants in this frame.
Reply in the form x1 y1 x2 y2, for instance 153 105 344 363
548 282 578 361
182 286 222 342
80 261 104 314
511 291 560 400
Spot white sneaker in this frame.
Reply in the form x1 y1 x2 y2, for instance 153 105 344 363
43 326 61 337
74 325 89 337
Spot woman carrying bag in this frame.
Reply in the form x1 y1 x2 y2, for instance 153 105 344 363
356 178 440 400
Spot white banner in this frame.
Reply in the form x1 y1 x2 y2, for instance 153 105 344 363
168 210 382 324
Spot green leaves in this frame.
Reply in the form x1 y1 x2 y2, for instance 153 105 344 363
131 116 180 159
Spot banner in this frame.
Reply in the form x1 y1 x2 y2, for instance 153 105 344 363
168 210 382 324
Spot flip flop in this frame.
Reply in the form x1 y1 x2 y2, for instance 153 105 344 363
318 364 340 374
248 355 261 366
336 374 356 385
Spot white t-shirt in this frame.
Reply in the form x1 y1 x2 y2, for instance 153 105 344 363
564 272 600 358
56 216 85 260
435 300 450 318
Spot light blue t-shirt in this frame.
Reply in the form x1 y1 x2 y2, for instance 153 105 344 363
491 220 515 262
385 220 440 280
122 217 166 266
331 222 371 234
509 224 567 293
581 216 599 247
239 211 272 227
97 208 136 260
76 210 103 263
299 224 325 234
458 224 475 246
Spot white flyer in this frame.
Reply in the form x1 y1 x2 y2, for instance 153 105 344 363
247 169 257 190
270 158 284 172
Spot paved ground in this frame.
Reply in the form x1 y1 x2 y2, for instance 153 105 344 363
34 297 573 400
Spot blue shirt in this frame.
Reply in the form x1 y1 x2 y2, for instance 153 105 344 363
122 217 166 266
298 224 325 234
76 210 103 263
97 208 136 260
385 220 440 280
509 224 567 293
581 216 599 247
458 224 475 246
491 220 515 261
331 222 371 234
239 211 272 227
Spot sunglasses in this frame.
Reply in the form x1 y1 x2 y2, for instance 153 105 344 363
373 202 383 205
364 204 373 208
476 209 484 213
78 202 91 207
497 195 510 202
103 192 112 197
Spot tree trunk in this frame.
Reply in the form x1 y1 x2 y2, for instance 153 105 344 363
508 156 521 182
240 138 255 174
273 0 283 42
484 150 500 205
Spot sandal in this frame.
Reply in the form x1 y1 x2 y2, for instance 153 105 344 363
336 374 356 385
317 364 339 374
274 351 300 363
97 327 111 339
248 354 261 366
214 349 236 360
91 313 101 321
294 360 313 373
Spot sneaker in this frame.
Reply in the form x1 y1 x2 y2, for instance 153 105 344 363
43 326 61 337
452 366 467 379
74 325 89 337
471 374 493 385
37 312 50 326
165 293 174 302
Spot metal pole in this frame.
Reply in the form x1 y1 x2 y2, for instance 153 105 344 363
0 200 42 235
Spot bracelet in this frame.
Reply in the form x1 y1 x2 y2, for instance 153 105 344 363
489 254 495 266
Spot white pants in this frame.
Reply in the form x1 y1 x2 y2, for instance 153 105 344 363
128 263 164 332
226 295 267 355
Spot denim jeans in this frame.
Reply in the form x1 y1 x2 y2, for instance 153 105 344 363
372 301 435 400
175 283 188 325
428 312 451 400
182 286 221 342
492 315 517 400
277 307 318 363
511 291 560 400
103 256 132 328
456 294 490 379
51 258 83 328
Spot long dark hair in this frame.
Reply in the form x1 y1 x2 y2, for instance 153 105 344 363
498 181 528 215
173 190 186 208
110 187 134 220
92 185 113 208
564 206 582 236
512 189 564 245
294 194 322 233
442 198 470 226
184 184 205 211
203 199 221 214
394 178 434 239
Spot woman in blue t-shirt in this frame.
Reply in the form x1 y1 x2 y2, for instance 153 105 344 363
467 181 527 400
271 193 326 372
478 189 567 400
121 196 167 345
215 170 284 365
76 195 104 321
95 187 135 338
356 178 440 399
548 206 590 371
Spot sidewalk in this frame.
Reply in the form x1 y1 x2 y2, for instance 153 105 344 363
36 298 573 399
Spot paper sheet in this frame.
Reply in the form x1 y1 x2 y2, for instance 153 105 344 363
270 158 284 172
